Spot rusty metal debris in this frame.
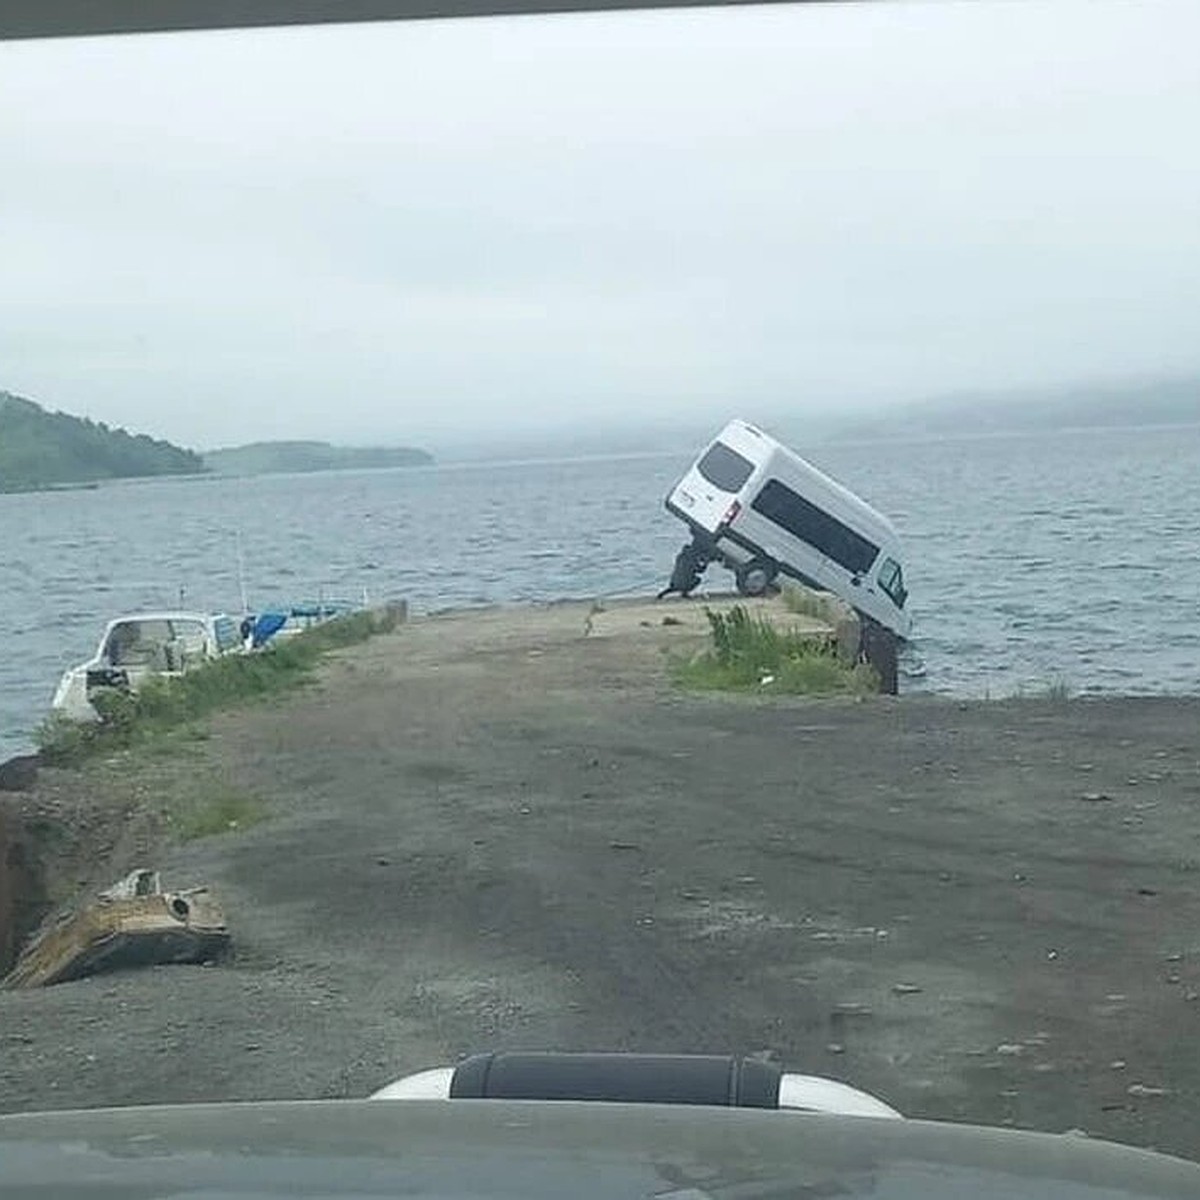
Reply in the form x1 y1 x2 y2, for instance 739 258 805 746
3 869 229 989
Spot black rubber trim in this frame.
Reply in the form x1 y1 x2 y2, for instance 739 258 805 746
2 0 840 44
449 1053 782 1108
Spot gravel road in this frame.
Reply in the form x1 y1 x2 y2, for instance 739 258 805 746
3 598 1200 1162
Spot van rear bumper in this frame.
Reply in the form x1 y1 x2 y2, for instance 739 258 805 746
664 498 713 541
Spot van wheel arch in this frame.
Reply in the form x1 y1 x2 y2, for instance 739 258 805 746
735 559 778 597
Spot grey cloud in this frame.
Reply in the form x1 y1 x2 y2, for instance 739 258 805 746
1 0 1198 449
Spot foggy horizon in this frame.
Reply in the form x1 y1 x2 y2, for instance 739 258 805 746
3 0 1199 450
10 367 1199 461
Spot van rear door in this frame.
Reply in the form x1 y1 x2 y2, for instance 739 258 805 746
667 439 756 535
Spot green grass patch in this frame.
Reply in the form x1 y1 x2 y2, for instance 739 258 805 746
37 608 400 766
1004 677 1074 703
675 605 878 696
166 784 266 841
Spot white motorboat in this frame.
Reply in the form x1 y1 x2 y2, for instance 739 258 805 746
51 611 242 722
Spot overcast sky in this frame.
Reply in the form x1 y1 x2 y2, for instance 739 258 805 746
1 0 1198 450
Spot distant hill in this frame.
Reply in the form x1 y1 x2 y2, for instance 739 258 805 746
838 378 1200 441
0 391 204 493
204 441 433 476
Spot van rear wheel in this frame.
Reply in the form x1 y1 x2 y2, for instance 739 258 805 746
735 559 776 597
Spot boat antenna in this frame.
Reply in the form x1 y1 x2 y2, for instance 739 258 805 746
236 528 249 615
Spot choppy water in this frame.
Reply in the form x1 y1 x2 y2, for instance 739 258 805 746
3 423 1200 762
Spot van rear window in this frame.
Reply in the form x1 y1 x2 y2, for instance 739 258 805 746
751 479 880 576
697 442 754 492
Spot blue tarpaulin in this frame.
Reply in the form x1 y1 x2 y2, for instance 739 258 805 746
251 611 289 648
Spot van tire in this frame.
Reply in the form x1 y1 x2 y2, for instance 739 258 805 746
736 560 776 597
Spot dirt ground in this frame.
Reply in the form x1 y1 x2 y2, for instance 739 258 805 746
3 597 1200 1163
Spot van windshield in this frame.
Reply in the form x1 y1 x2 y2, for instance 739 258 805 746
878 558 908 609
696 442 754 493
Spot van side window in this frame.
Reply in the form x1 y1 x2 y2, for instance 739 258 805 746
697 442 754 493
877 557 908 609
751 479 880 575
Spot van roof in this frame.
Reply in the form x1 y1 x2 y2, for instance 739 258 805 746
718 419 903 547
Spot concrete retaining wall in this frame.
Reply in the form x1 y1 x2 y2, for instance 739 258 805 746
782 584 898 694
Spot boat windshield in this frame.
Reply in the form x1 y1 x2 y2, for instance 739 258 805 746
213 617 240 653
171 620 210 656
106 620 174 667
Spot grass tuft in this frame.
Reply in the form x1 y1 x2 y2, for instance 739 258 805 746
1003 677 1074 703
675 605 878 696
167 785 266 841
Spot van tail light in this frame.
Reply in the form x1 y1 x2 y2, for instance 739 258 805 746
721 500 742 527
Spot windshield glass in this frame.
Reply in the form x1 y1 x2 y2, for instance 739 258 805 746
212 616 240 653
696 442 754 493
105 620 173 666
170 619 209 655
878 558 907 609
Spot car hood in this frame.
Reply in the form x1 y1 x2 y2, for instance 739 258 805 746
1 1099 1198 1198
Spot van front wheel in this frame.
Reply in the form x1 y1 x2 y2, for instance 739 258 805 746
735 559 777 597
